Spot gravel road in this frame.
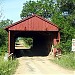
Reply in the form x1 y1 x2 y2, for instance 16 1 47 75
14 56 74 75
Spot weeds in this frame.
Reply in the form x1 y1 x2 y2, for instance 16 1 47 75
0 56 18 75
51 52 75 70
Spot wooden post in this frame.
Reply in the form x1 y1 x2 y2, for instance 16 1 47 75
53 39 57 57
8 31 10 54
54 39 57 45
10 31 15 54
58 31 60 43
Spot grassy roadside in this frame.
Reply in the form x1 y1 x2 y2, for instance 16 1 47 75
0 56 18 75
51 52 75 70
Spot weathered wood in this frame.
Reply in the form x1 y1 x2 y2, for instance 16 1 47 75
8 31 10 54
58 31 60 42
5 14 59 31
5 14 60 55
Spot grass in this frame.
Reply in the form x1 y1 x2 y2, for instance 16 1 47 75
51 52 75 70
0 56 18 75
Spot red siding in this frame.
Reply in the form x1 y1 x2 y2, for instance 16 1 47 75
8 31 10 54
8 16 58 31
5 14 60 55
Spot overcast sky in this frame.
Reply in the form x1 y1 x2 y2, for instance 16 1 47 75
1 0 37 22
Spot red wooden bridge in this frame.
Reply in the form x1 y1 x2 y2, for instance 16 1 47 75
5 14 60 57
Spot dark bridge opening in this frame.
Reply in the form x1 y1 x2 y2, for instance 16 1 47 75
14 31 53 57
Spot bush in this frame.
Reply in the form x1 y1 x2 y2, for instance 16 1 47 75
0 56 18 75
0 28 8 46
60 40 72 53
54 41 72 54
51 52 75 70
0 46 8 56
23 38 33 46
0 28 8 55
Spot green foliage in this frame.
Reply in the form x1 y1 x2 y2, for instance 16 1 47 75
57 0 75 14
52 52 75 70
0 19 13 28
20 0 55 19
0 29 8 55
0 28 7 46
0 45 8 56
0 19 13 55
52 12 75 52
0 56 18 75
23 38 33 47
20 0 75 53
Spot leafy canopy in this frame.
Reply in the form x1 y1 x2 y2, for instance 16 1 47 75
20 0 55 19
20 0 75 52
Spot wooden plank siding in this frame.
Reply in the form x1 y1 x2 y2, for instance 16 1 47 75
5 14 59 31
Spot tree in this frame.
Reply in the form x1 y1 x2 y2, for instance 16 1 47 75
0 1 13 54
0 19 13 54
20 0 75 53
0 19 13 46
20 0 55 19
51 0 75 52
52 12 75 52
57 0 75 27
0 28 7 46
0 19 13 28
57 0 75 14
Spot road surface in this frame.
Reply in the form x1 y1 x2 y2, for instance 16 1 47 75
14 56 74 75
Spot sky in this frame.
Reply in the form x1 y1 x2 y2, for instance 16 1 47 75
1 0 37 22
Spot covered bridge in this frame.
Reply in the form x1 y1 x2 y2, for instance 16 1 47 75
5 14 60 57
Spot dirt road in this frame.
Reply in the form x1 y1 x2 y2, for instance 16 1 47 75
14 56 74 75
